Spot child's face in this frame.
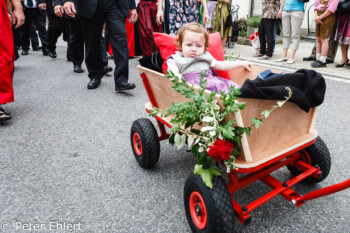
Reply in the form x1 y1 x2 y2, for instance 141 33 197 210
181 31 205 58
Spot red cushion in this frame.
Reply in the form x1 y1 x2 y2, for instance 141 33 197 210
153 32 230 80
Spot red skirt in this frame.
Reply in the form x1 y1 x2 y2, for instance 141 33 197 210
0 0 14 104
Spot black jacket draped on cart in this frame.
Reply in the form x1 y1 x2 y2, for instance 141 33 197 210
239 69 326 113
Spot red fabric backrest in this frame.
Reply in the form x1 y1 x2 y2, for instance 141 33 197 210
153 32 230 80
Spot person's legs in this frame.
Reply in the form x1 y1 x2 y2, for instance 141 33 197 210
80 2 105 82
47 14 64 54
33 9 49 55
30 23 40 50
321 37 329 57
338 44 349 64
289 11 304 61
105 2 135 89
327 13 339 62
20 9 34 52
258 19 267 56
68 18 84 66
265 19 275 57
280 10 291 59
272 19 277 52
221 37 227 50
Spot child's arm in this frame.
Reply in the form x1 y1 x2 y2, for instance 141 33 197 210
212 60 252 72
167 58 183 78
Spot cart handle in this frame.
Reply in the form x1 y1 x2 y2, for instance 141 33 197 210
293 179 350 205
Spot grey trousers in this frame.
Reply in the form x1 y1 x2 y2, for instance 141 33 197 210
282 10 304 51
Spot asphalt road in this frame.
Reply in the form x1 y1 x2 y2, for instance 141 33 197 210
1 40 349 233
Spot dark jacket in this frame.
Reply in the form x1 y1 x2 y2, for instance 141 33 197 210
53 0 63 6
37 0 55 15
63 0 136 18
239 69 326 112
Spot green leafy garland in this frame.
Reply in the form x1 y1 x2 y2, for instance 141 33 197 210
150 71 292 188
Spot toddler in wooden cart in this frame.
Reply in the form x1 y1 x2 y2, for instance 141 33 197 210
167 23 252 93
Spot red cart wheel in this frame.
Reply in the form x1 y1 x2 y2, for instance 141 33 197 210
288 136 331 184
132 133 142 156
130 118 160 168
189 191 208 230
184 173 234 233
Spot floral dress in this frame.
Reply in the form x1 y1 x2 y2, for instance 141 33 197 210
168 0 199 35
335 12 350 45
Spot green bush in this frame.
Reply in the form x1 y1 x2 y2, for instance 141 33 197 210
246 16 261 28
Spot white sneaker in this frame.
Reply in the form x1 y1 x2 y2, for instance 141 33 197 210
286 59 295 64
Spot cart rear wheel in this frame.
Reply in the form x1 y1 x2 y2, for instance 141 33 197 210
130 118 160 168
184 173 234 233
287 136 331 184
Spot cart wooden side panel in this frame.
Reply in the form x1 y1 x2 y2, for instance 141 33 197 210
137 65 318 169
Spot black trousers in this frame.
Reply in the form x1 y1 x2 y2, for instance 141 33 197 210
47 13 66 52
20 8 48 51
258 18 276 57
67 18 84 66
80 0 129 85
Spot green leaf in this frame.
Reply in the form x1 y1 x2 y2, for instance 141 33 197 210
251 117 264 129
277 101 285 107
174 133 181 147
261 110 271 118
169 133 175 145
176 134 186 149
193 164 221 189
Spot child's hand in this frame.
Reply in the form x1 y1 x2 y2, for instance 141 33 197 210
241 61 252 72
315 15 322 24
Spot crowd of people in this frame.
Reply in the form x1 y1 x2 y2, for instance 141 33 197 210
256 0 350 70
1 0 349 123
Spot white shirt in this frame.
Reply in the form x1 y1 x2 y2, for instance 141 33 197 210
23 0 38 8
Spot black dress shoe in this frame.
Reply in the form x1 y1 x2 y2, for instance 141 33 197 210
74 65 84 73
42 48 49 56
87 79 101 89
303 56 315 61
311 60 326 68
115 82 136 92
326 59 334 64
49 51 57 58
21 50 29 55
104 66 113 74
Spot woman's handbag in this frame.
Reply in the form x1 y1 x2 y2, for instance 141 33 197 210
337 0 350 13
225 1 233 27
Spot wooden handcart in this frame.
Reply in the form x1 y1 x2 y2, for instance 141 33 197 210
130 65 350 232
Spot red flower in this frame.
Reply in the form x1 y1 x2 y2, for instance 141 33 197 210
208 139 234 162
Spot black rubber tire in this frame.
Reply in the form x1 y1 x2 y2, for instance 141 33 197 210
287 136 331 184
227 42 235 48
184 173 235 233
130 118 160 168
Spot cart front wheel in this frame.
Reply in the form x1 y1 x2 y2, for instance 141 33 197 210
130 118 160 168
184 173 234 233
288 136 331 184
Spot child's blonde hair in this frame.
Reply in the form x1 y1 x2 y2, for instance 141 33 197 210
175 23 209 51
